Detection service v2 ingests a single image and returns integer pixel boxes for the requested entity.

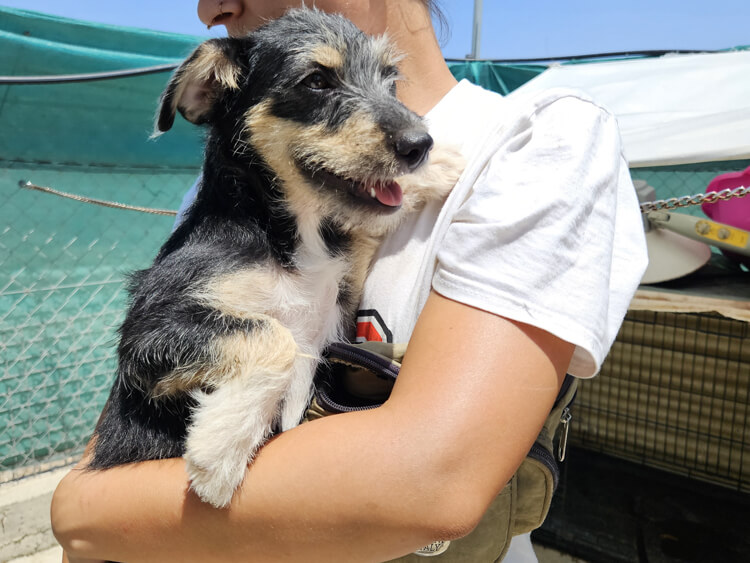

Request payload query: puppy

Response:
[89,8,463,508]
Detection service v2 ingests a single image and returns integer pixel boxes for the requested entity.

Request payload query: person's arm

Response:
[52,291,573,563]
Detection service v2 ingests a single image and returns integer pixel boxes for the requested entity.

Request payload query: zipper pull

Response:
[557,407,572,462]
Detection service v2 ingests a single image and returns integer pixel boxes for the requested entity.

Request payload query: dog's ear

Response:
[155,38,245,135]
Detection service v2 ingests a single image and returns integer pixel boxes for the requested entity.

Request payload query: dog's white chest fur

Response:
[278,216,347,353]
[184,221,349,506]
[274,218,349,431]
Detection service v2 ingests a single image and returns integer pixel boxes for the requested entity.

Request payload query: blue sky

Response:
[1,0,748,59]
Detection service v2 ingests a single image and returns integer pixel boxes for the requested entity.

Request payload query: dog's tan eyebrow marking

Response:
[309,44,345,69]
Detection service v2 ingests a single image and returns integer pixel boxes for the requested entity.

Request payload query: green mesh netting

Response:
[0,8,206,473]
[0,7,746,475]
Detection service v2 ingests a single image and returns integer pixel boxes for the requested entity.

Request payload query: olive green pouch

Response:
[305,341,578,562]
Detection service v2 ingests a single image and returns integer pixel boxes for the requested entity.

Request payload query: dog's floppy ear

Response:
[155,38,245,134]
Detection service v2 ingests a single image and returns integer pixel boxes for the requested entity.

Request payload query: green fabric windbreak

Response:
[0,7,546,170]
[0,7,205,168]
[448,60,546,95]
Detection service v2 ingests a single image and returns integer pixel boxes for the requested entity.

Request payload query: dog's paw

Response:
[425,144,465,195]
[185,452,248,508]
[398,144,465,212]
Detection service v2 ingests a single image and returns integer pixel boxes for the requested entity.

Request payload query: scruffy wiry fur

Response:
[90,8,464,508]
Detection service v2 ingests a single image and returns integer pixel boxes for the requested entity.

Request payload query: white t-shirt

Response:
[356,80,648,378]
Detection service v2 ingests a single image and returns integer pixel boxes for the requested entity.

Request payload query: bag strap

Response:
[318,341,576,413]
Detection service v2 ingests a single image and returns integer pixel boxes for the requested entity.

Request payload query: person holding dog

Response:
[51,1,647,562]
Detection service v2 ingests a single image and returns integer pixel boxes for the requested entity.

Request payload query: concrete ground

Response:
[1,467,69,563]
[6,546,62,563]
[1,466,587,563]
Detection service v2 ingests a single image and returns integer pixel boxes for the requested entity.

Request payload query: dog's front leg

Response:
[184,315,298,508]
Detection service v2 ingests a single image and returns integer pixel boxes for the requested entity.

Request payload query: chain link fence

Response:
[0,161,197,481]
[2,25,749,483]
[1,7,206,481]
[2,157,747,482]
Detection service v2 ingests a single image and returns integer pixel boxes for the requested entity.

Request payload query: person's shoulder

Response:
[463,86,625,201]
[429,81,619,165]
[462,82,617,139]
[451,82,613,122]
[488,86,622,163]
[506,86,616,124]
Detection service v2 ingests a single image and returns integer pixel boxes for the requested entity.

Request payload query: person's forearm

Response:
[52,292,571,562]
[52,407,478,563]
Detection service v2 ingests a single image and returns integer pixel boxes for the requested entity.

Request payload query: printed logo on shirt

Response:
[355,309,392,343]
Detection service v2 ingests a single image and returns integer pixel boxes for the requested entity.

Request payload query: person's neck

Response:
[397,50,458,116]
[385,2,458,116]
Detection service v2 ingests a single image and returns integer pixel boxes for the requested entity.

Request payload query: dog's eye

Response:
[302,71,332,90]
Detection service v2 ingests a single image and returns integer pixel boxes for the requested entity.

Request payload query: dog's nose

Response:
[393,130,433,170]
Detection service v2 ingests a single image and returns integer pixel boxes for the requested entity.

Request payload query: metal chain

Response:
[20,179,749,217]
[640,185,749,213]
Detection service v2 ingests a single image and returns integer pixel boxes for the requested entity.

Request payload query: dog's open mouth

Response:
[301,165,403,210]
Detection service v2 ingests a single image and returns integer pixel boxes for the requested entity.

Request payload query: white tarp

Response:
[513,50,750,167]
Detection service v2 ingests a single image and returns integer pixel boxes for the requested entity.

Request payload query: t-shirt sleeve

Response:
[432,94,647,377]
[172,174,202,231]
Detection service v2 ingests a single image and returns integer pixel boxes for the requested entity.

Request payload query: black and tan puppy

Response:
[90,8,463,508]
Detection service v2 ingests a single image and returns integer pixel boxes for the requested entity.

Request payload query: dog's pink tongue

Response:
[374,181,403,207]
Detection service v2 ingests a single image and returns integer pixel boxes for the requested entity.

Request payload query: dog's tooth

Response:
[369,187,377,198]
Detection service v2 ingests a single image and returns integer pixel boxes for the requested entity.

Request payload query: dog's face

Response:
[157,8,433,229]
